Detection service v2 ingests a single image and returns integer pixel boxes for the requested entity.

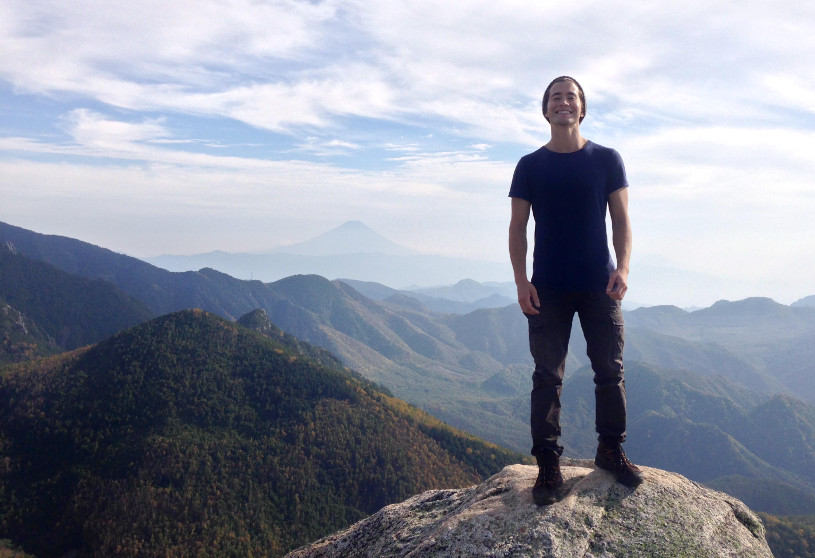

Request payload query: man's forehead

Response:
[549,81,579,95]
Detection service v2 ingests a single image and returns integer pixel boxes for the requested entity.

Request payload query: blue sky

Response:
[1,0,814,307]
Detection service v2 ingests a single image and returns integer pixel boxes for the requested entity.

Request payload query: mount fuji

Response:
[268,220,414,256]
[144,221,510,289]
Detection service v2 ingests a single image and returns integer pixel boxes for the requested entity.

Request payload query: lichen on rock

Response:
[286,461,772,557]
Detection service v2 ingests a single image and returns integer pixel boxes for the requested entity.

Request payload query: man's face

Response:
[544,81,584,126]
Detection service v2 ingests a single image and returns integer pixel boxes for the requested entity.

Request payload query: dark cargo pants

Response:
[526,288,627,457]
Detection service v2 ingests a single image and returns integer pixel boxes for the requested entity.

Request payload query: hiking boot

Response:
[532,450,563,506]
[595,443,644,487]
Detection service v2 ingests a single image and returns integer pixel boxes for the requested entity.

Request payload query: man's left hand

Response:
[606,269,628,301]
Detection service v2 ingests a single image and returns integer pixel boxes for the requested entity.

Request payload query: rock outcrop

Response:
[286,460,772,557]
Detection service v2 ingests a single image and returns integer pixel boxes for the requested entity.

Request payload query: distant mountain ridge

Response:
[339,278,516,314]
[626,298,815,401]
[0,242,152,353]
[148,249,511,289]
[144,220,796,308]
[0,220,283,320]
[269,220,413,256]
[792,294,815,308]
[144,220,510,287]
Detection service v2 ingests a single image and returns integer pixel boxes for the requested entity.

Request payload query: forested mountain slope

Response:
[0,309,521,557]
[0,244,152,353]
[0,297,60,365]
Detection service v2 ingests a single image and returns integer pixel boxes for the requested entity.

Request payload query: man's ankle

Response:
[535,449,560,467]
[598,437,623,450]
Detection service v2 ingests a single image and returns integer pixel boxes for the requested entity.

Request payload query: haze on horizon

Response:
[1,1,814,308]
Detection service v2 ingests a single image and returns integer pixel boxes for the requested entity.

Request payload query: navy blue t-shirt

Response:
[508,140,628,292]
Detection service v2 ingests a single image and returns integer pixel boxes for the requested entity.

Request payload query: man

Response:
[508,76,643,506]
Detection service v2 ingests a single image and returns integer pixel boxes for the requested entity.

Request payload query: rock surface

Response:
[286,460,772,557]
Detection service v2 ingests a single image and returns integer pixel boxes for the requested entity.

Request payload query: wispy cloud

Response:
[60,109,169,150]
[294,136,362,156]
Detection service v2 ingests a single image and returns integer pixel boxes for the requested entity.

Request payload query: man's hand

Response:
[517,280,540,314]
[606,268,628,301]
[607,188,631,302]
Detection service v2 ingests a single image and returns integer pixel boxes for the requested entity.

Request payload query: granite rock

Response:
[286,460,772,557]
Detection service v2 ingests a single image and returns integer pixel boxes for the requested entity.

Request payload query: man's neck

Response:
[545,125,587,153]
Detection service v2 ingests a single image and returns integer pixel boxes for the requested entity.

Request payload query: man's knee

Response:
[532,367,564,390]
[594,371,624,388]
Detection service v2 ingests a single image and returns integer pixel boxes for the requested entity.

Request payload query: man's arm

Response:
[606,187,632,301]
[509,197,540,314]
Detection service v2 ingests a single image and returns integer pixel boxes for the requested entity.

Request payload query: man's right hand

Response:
[517,280,540,315]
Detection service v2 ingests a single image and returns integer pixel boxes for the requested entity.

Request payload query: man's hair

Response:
[542,76,586,123]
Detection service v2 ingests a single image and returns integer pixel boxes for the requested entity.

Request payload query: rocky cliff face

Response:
[286,460,771,557]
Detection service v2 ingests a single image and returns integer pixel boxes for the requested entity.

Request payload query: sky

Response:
[1,0,814,308]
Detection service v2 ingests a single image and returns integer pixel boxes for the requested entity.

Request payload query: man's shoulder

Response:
[518,145,548,162]
[583,140,614,153]
[584,141,622,159]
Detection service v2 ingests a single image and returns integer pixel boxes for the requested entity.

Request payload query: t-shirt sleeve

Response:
[607,149,629,196]
[508,157,532,201]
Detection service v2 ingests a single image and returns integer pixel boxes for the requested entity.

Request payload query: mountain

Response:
[339,278,516,314]
[792,294,815,308]
[143,220,510,287]
[410,278,514,303]
[622,326,786,394]
[146,222,791,308]
[0,297,60,365]
[259,274,537,452]
[255,278,815,514]
[236,308,360,374]
[626,298,815,401]
[0,222,530,447]
[287,462,772,557]
[0,220,285,320]
[626,297,815,347]
[148,250,510,289]
[443,303,533,367]
[0,309,522,557]
[270,220,413,256]
[0,242,153,352]
[558,363,815,514]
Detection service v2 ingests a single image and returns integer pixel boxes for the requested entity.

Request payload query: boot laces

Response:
[536,461,561,488]
[603,446,634,470]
